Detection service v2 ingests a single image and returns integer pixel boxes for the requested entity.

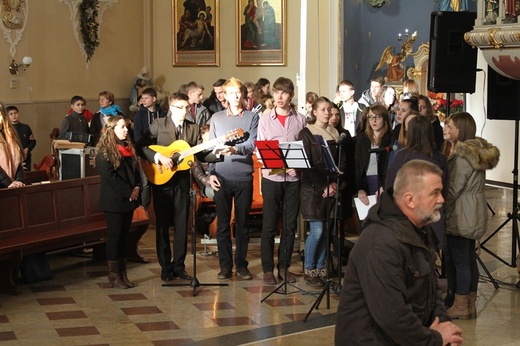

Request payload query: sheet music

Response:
[313,136,341,173]
[279,141,311,168]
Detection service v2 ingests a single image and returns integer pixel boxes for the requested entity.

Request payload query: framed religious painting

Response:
[172,0,220,66]
[236,0,286,66]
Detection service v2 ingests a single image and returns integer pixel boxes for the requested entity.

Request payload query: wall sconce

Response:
[397,29,409,41]
[9,56,32,75]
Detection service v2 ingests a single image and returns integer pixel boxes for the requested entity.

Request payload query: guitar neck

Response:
[179,136,223,157]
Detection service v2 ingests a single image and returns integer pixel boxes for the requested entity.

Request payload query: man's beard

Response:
[421,204,443,225]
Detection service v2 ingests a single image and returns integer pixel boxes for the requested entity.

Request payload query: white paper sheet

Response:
[354,195,377,220]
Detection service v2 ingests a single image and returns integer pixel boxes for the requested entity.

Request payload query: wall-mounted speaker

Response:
[487,67,520,120]
[428,11,477,93]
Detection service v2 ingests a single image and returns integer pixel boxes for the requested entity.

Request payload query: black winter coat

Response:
[95,151,140,213]
[298,127,345,220]
[354,131,392,193]
[335,192,448,345]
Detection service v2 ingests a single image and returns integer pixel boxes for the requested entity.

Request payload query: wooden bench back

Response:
[0,176,104,241]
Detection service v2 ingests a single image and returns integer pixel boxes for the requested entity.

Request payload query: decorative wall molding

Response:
[58,0,117,68]
[1,0,29,57]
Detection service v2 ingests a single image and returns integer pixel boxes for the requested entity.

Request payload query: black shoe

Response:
[217,268,232,279]
[236,267,253,280]
[161,270,173,282]
[174,270,193,280]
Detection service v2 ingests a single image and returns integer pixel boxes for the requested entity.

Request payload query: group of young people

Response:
[332,76,499,344]
[0,71,501,344]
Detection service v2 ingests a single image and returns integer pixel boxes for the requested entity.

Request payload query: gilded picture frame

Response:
[172,0,220,66]
[236,0,286,66]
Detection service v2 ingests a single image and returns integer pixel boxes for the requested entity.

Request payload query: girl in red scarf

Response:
[95,116,141,288]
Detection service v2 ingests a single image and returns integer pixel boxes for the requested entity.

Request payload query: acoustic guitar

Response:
[142,128,244,185]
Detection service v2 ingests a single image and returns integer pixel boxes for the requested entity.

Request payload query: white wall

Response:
[466,49,516,185]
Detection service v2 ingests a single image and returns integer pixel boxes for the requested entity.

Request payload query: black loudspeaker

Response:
[428,11,477,93]
[487,67,520,120]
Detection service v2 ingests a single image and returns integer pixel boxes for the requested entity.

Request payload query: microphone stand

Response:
[163,161,228,296]
[304,137,343,322]
[332,137,345,291]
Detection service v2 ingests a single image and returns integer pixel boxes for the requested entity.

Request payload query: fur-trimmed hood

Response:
[453,137,500,172]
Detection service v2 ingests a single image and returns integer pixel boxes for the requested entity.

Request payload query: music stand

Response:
[163,162,228,296]
[256,140,311,301]
[304,135,342,322]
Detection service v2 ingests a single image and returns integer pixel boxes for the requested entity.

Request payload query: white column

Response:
[297,0,307,114]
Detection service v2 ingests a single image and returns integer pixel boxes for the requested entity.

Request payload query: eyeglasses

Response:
[368,115,382,120]
[170,105,188,110]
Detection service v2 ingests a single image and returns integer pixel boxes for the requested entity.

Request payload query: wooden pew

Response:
[0,176,149,295]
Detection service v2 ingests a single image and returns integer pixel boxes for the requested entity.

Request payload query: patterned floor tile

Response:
[121,306,162,315]
[0,331,16,341]
[108,293,147,301]
[211,316,256,327]
[55,326,100,337]
[46,310,87,320]
[135,321,179,331]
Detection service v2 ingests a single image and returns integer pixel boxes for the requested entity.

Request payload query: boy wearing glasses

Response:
[137,92,204,282]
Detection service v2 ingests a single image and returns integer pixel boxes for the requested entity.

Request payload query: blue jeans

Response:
[446,234,478,295]
[304,220,328,270]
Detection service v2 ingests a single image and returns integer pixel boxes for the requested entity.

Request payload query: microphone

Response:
[338,132,348,144]
[369,145,398,154]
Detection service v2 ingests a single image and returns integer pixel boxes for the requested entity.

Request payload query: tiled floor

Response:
[1,186,519,345]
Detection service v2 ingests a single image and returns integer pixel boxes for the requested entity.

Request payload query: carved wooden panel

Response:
[26,190,56,227]
[0,195,22,232]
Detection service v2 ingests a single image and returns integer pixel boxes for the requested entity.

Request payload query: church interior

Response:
[2,0,520,344]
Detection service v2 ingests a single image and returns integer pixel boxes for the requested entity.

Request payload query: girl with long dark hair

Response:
[95,116,141,289]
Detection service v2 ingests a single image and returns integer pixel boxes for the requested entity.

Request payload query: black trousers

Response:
[105,211,134,261]
[152,177,189,274]
[260,178,300,272]
[214,179,253,270]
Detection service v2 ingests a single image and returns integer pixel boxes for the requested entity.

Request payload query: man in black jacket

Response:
[202,78,227,116]
[136,92,201,282]
[335,160,463,345]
